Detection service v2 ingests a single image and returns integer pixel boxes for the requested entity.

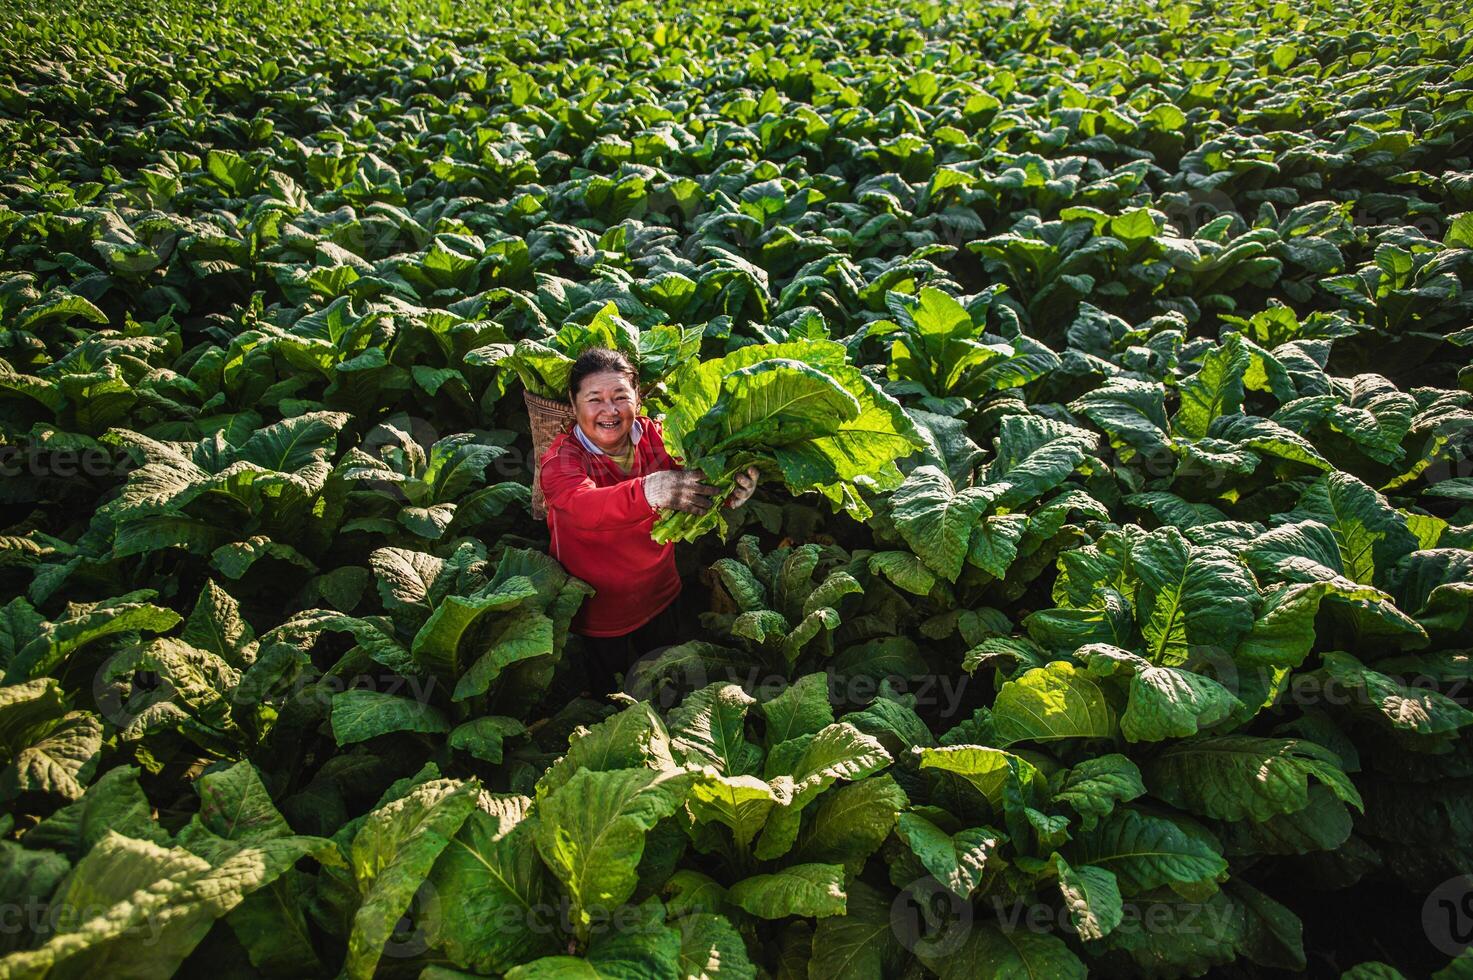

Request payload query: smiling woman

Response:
[538,347,757,693]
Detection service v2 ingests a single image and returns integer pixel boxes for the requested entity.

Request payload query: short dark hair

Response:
[568,347,638,400]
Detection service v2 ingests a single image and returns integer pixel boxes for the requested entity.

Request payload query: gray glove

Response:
[724,466,760,508]
[643,469,719,515]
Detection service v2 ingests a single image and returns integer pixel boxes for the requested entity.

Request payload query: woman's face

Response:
[572,370,639,453]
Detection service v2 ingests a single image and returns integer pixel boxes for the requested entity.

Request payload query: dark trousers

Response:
[578,595,684,698]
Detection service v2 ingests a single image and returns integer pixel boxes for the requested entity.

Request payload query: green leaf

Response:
[16,292,109,331]
[1236,581,1346,669]
[1208,414,1331,471]
[1054,853,1123,941]
[1445,212,1473,249]
[369,547,448,614]
[1072,378,1172,457]
[2,711,102,801]
[1314,651,1473,737]
[205,148,255,192]
[224,866,322,977]
[234,410,349,472]
[505,902,681,979]
[1025,588,1137,652]
[453,607,555,701]
[663,870,728,919]
[1052,526,1144,607]
[960,639,1042,677]
[1391,548,1473,633]
[182,580,255,667]
[1340,965,1408,980]
[342,779,479,980]
[791,774,907,873]
[410,575,538,682]
[1049,754,1146,830]
[762,673,836,747]
[1323,375,1416,465]
[1434,955,1473,980]
[0,598,45,671]
[968,513,1029,579]
[783,608,844,663]
[755,724,890,860]
[0,677,68,756]
[1286,472,1418,586]
[534,768,691,940]
[732,609,791,646]
[917,920,1086,980]
[668,683,763,776]
[1126,492,1228,530]
[688,772,788,849]
[977,415,1094,509]
[712,558,767,613]
[895,812,1001,898]
[687,359,858,461]
[866,550,938,596]
[1080,645,1243,741]
[0,840,69,955]
[1071,808,1228,900]
[172,764,325,975]
[655,342,921,542]
[1175,334,1250,439]
[727,863,846,919]
[191,761,292,842]
[675,912,757,980]
[807,880,907,979]
[399,503,458,539]
[426,795,557,973]
[537,702,676,797]
[330,689,450,746]
[210,537,317,580]
[1099,878,1305,974]
[1145,736,1362,822]
[1133,527,1258,666]
[890,465,992,582]
[24,766,165,858]
[915,745,1044,809]
[991,660,1118,747]
[1218,785,1352,856]
[2,830,324,979]
[117,636,242,743]
[448,716,527,764]
[7,597,181,683]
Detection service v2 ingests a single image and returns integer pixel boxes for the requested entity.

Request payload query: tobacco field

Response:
[2,0,1473,975]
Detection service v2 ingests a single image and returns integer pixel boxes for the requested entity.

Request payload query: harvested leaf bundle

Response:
[652,340,925,542]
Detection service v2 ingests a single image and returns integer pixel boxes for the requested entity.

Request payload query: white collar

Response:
[573,418,642,456]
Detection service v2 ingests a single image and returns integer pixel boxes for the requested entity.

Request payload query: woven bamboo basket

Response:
[524,389,575,520]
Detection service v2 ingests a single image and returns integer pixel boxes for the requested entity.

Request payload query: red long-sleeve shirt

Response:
[539,416,682,637]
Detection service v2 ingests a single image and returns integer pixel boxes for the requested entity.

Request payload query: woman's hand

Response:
[643,470,719,515]
[725,466,760,508]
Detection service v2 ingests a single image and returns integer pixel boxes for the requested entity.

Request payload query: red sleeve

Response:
[540,440,654,530]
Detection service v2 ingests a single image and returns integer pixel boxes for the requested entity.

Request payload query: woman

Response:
[539,347,758,694]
